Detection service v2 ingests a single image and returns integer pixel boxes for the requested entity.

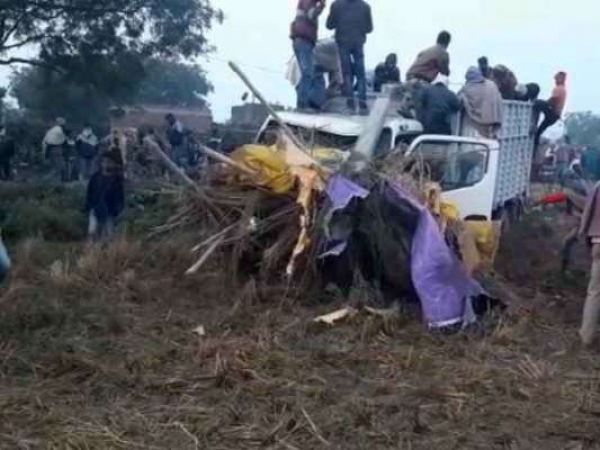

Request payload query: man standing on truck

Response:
[290,0,327,111]
[406,31,452,83]
[374,53,401,93]
[458,67,503,139]
[534,71,568,149]
[491,65,519,100]
[419,74,460,135]
[286,37,343,110]
[478,57,492,79]
[326,0,373,115]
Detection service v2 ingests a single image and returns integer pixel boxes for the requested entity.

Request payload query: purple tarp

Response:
[387,184,480,328]
[323,175,480,328]
[325,174,370,212]
[319,174,370,258]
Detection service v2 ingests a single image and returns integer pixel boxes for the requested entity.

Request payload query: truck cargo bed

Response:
[457,101,534,211]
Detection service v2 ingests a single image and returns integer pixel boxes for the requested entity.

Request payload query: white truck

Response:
[257,110,423,153]
[257,100,535,222]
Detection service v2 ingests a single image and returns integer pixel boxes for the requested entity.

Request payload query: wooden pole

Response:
[352,86,394,162]
[143,136,199,191]
[228,61,307,152]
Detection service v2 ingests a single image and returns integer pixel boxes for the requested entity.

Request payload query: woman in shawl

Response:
[458,67,504,139]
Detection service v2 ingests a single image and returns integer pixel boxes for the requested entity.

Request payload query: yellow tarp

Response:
[423,182,500,275]
[424,182,460,229]
[229,141,326,278]
[230,145,296,194]
[458,221,502,275]
[286,167,322,277]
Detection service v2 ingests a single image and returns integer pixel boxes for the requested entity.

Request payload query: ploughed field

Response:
[1,189,599,449]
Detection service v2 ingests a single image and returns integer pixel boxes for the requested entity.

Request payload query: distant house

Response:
[230,103,284,130]
[110,104,213,134]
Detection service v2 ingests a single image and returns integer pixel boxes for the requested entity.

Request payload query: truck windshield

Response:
[257,121,358,151]
[413,141,489,191]
[257,121,395,156]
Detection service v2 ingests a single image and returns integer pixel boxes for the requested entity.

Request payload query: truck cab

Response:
[406,135,500,220]
[407,100,535,220]
[256,100,534,222]
[256,111,423,154]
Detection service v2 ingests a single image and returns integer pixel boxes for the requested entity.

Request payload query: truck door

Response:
[407,135,499,220]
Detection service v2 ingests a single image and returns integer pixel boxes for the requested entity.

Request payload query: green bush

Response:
[0,182,177,243]
[0,183,86,242]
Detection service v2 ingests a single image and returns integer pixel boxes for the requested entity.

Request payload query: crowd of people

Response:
[27,113,198,241]
[289,0,568,147]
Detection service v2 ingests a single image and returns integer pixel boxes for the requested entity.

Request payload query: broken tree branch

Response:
[185,235,225,275]
[143,136,199,191]
[228,61,307,153]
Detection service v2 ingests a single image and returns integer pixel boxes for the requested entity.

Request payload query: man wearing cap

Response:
[419,74,461,135]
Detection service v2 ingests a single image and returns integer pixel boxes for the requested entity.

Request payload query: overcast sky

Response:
[0,0,595,132]
[203,0,596,125]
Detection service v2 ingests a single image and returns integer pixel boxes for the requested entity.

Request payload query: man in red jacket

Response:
[290,0,326,111]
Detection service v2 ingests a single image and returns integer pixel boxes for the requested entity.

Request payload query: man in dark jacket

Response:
[290,0,326,111]
[420,74,461,135]
[165,113,187,168]
[326,0,373,114]
[491,64,518,100]
[0,127,15,180]
[478,56,492,79]
[85,151,125,241]
[374,53,401,93]
[75,124,99,180]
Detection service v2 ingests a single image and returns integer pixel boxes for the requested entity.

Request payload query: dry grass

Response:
[1,211,600,449]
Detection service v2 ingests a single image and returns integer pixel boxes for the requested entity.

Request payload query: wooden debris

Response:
[313,307,358,325]
[185,235,225,275]
[192,325,206,337]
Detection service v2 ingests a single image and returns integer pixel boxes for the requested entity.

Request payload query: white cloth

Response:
[171,120,184,134]
[43,125,66,147]
[286,38,343,88]
[78,128,98,147]
[433,73,449,87]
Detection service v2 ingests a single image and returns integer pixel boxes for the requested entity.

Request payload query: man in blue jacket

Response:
[85,151,124,241]
[326,0,373,115]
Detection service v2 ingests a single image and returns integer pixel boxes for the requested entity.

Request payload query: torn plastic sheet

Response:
[325,174,370,213]
[319,174,370,259]
[318,240,348,259]
[319,175,482,328]
[387,183,481,328]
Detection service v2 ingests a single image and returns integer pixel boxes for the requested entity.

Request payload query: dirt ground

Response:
[1,205,600,449]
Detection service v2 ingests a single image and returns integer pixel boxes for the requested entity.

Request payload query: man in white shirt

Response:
[42,117,68,181]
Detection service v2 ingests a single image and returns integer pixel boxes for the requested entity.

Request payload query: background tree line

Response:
[565,112,600,149]
[0,0,222,138]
